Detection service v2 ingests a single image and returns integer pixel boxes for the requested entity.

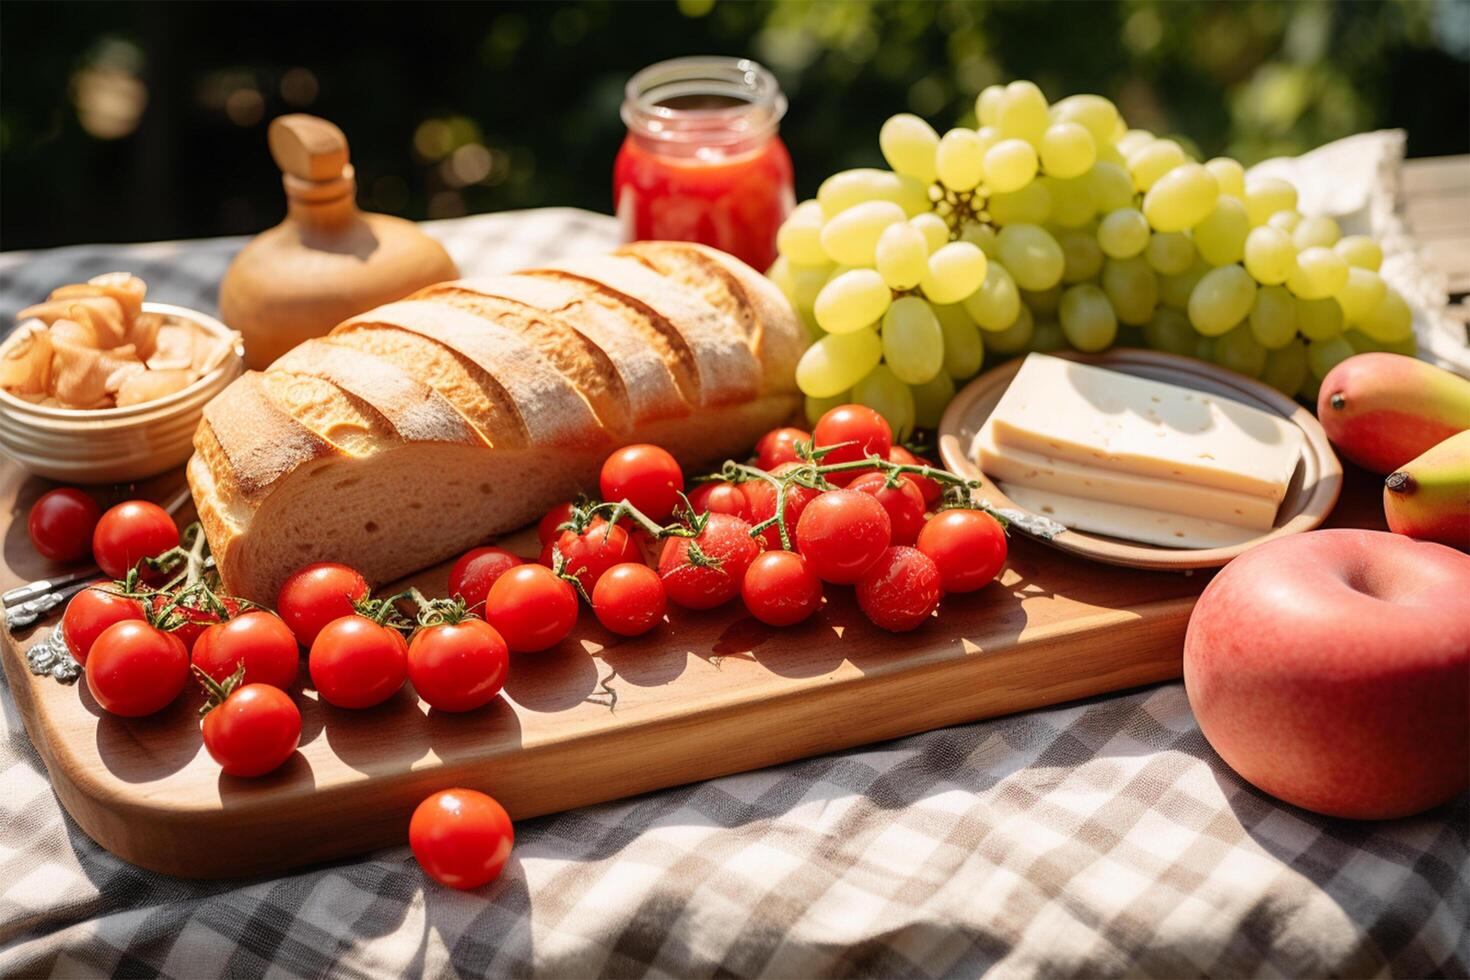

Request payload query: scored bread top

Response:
[197,371,338,499]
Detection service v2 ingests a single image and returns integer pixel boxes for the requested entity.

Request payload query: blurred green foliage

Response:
[1,0,1465,249]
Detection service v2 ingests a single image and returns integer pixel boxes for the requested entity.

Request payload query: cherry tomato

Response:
[812,405,892,486]
[61,584,144,664]
[277,562,371,648]
[539,518,641,592]
[755,427,811,470]
[448,547,523,613]
[592,562,667,637]
[410,788,514,890]
[407,618,509,713]
[888,446,942,507]
[741,463,821,550]
[85,620,189,716]
[484,565,579,653]
[192,611,299,690]
[599,444,684,522]
[537,502,575,545]
[856,546,943,632]
[92,501,179,580]
[741,551,824,627]
[687,481,750,519]
[657,513,761,610]
[308,615,408,709]
[28,488,101,563]
[795,489,892,584]
[848,473,928,546]
[916,509,1008,593]
[201,683,301,778]
[149,592,241,652]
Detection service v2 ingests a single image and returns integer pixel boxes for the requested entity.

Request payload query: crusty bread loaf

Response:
[188,241,806,603]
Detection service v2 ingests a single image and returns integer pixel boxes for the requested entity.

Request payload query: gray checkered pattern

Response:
[2,211,1466,978]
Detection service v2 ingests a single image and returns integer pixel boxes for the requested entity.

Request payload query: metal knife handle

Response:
[4,579,92,630]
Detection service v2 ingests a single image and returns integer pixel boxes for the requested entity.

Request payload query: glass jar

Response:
[614,56,794,272]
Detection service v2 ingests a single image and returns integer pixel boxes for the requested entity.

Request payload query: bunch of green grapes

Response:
[768,80,1415,435]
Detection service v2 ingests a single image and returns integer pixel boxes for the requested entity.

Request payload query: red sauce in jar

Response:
[614,59,794,272]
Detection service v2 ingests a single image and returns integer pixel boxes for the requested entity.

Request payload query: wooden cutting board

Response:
[0,459,1386,879]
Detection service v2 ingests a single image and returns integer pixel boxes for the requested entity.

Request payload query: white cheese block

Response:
[981,354,1303,502]
[975,428,1281,530]
[1000,483,1261,549]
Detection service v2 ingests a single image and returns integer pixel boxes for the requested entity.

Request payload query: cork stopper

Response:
[268,114,355,203]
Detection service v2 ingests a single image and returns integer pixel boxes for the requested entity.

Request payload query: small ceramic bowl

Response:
[0,302,243,484]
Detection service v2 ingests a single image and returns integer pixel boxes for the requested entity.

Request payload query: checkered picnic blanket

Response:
[1,209,1466,978]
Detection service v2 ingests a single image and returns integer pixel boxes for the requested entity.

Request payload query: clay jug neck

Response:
[283,167,362,236]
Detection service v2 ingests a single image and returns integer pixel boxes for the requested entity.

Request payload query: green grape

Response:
[817,168,931,219]
[1342,329,1379,354]
[789,260,835,314]
[1094,142,1127,168]
[1142,163,1219,233]
[1243,176,1299,226]
[1042,175,1097,227]
[976,125,1002,154]
[1102,256,1159,326]
[1292,215,1340,250]
[1194,336,1218,363]
[805,389,850,426]
[936,128,986,191]
[983,303,1035,354]
[1143,306,1197,356]
[1097,208,1150,259]
[1188,264,1256,336]
[1085,161,1136,212]
[767,254,795,298]
[1127,138,1186,192]
[1022,284,1061,315]
[1204,157,1246,198]
[1050,94,1119,146]
[881,296,945,384]
[1059,283,1118,351]
[1357,286,1413,343]
[1243,226,1296,285]
[879,113,940,184]
[1296,296,1345,340]
[820,200,907,266]
[1193,197,1250,266]
[921,241,988,304]
[1057,227,1105,283]
[976,84,1006,126]
[1248,285,1297,349]
[1343,326,1415,357]
[997,80,1050,144]
[851,363,916,440]
[933,303,984,378]
[814,269,892,334]
[776,200,828,266]
[796,327,883,397]
[1286,247,1349,300]
[1158,260,1209,310]
[1029,317,1070,353]
[1260,339,1309,396]
[962,261,1021,331]
[1115,128,1154,156]
[987,182,1053,225]
[1267,210,1302,234]
[1307,335,1355,380]
[997,224,1065,291]
[1335,266,1387,324]
[1335,235,1383,271]
[1145,231,1197,276]
[911,370,957,429]
[960,221,999,257]
[1039,122,1096,178]
[875,222,930,291]
[983,139,1039,193]
[910,212,951,253]
[1213,323,1267,377]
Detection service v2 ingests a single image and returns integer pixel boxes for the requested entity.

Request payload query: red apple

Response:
[1184,528,1470,820]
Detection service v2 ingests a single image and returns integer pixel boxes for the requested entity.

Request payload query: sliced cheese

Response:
[975,427,1280,530]
[1000,483,1260,549]
[983,353,1303,502]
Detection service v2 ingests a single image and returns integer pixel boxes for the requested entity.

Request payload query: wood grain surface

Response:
[0,452,1388,879]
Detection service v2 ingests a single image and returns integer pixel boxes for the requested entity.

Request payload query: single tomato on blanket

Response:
[410,788,515,890]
